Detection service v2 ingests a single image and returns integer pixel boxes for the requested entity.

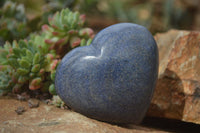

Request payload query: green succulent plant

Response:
[40,8,94,57]
[0,40,58,94]
[0,8,94,96]
[0,66,15,95]
[51,95,65,108]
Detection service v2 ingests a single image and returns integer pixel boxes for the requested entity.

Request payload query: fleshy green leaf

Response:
[31,64,40,73]
[49,84,56,95]
[19,59,31,69]
[12,48,21,57]
[17,68,29,75]
[26,49,33,62]
[8,58,19,68]
[33,53,40,64]
[50,71,56,81]
[18,76,28,84]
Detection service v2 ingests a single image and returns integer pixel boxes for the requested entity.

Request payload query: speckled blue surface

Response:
[55,23,158,124]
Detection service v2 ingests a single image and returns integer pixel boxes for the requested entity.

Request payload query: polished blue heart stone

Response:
[55,23,158,124]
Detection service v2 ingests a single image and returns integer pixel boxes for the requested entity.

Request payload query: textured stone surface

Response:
[55,23,158,124]
[0,98,167,133]
[148,30,200,124]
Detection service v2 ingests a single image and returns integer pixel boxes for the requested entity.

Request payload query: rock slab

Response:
[0,98,166,133]
[148,30,200,124]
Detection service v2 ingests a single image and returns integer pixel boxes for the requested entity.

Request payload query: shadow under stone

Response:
[141,116,200,133]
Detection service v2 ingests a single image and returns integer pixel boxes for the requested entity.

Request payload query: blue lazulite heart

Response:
[55,23,158,124]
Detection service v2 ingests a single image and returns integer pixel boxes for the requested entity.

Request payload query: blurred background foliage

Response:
[0,0,200,46]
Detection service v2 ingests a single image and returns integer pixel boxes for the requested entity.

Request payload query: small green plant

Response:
[38,8,94,57]
[0,40,58,94]
[0,8,94,96]
[0,66,15,95]
[51,95,65,108]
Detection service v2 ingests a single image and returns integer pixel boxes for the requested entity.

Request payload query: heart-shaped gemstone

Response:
[55,23,158,124]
